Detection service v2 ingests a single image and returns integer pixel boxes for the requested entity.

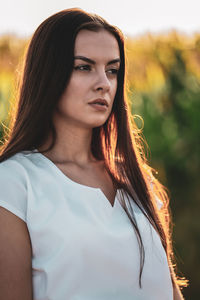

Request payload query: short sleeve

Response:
[0,159,28,222]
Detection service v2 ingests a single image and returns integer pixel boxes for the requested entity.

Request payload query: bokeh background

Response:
[0,1,199,299]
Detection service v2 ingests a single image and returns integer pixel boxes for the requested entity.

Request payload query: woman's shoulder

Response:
[0,150,40,180]
[0,152,31,187]
[1,151,25,169]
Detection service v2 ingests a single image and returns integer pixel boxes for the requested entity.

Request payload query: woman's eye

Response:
[74,65,91,71]
[106,68,119,75]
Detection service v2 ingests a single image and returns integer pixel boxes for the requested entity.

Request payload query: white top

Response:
[0,151,173,300]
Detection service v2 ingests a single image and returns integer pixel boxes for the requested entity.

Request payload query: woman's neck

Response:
[38,122,97,166]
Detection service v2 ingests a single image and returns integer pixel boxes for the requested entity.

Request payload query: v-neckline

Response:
[33,150,119,209]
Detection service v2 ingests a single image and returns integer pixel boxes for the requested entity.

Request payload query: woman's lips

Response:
[88,98,108,106]
[88,98,109,111]
[88,103,108,111]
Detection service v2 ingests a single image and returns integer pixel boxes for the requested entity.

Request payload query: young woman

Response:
[0,8,186,300]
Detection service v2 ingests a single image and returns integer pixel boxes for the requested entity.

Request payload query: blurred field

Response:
[0,31,200,299]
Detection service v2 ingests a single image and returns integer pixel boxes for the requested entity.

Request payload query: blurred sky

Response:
[1,0,200,38]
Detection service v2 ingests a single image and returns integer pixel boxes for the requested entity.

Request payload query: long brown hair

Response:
[0,8,187,288]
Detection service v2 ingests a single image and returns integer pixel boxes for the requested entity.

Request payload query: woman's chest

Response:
[27,184,173,299]
[55,161,117,206]
[27,184,166,268]
[27,186,132,259]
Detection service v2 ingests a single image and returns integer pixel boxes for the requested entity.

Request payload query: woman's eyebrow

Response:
[74,56,121,65]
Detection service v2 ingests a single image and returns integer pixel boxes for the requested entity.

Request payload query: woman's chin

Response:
[89,120,108,128]
[82,116,109,129]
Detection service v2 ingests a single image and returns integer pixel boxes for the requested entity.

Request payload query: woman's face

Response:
[55,29,120,129]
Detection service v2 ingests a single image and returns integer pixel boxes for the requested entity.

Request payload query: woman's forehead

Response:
[74,29,120,61]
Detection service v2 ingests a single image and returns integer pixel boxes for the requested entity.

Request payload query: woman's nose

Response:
[93,71,111,92]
